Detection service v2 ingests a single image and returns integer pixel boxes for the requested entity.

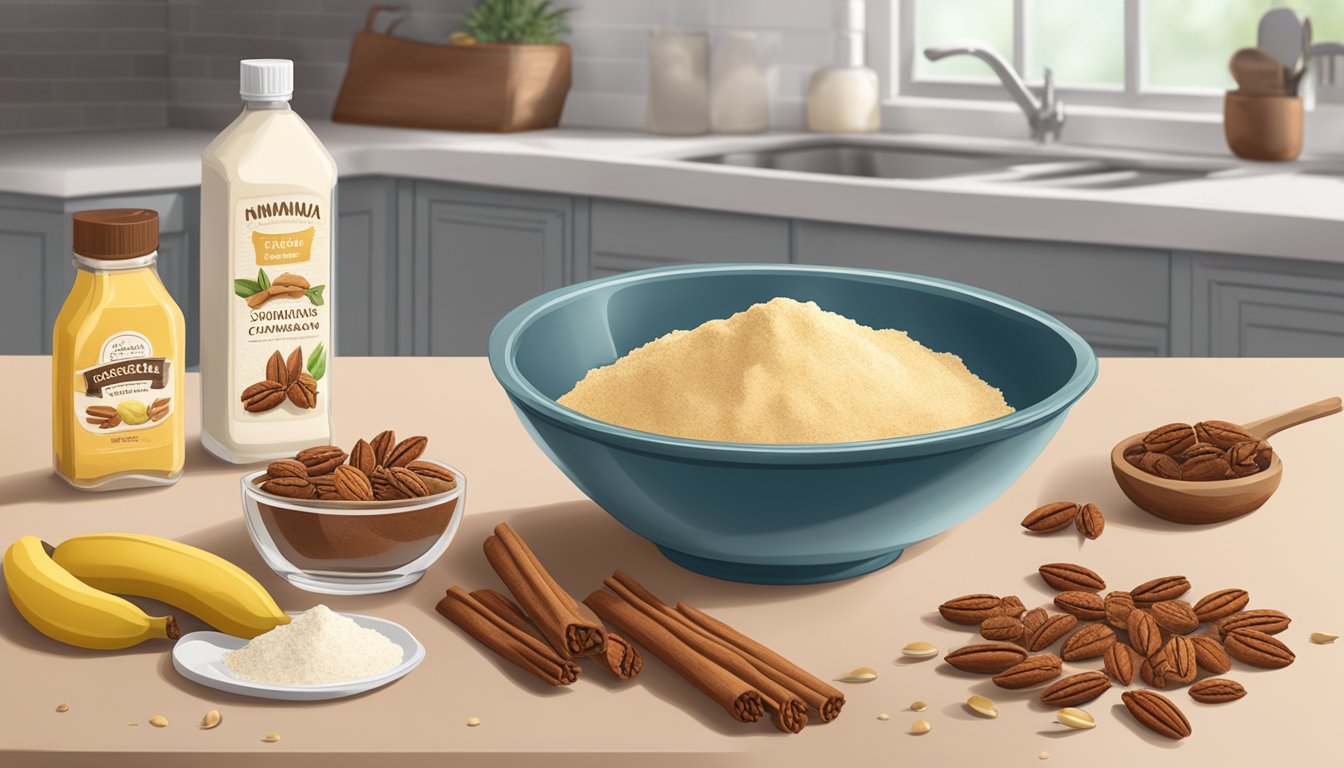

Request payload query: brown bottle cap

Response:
[72,209,159,260]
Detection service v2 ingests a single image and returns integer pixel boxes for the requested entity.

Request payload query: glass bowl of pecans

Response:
[240,431,466,595]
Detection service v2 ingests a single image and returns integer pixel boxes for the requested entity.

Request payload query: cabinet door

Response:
[414,182,574,356]
[336,177,402,356]
[794,221,1173,356]
[585,199,789,280]
[1181,251,1344,356]
[0,195,63,355]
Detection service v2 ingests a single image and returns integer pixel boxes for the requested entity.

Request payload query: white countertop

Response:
[3,122,1344,262]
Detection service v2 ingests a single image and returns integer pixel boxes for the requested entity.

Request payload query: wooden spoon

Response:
[1229,47,1289,96]
[1110,397,1341,524]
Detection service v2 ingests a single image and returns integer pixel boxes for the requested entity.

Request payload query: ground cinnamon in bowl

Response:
[557,297,1013,444]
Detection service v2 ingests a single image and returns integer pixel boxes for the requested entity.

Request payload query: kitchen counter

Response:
[2,124,1344,263]
[1,356,1341,767]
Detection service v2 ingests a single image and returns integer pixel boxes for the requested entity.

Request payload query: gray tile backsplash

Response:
[0,0,843,136]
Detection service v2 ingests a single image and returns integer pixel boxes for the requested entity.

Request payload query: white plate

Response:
[171,612,425,701]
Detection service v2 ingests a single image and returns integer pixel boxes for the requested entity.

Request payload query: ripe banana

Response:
[3,536,179,650]
[51,533,289,639]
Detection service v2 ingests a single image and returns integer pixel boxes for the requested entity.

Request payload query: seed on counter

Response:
[1055,708,1096,730]
[263,732,281,743]
[1311,632,1339,644]
[1039,751,1051,760]
[902,642,938,658]
[148,715,168,728]
[201,710,222,729]
[967,695,998,718]
[911,701,928,712]
[467,716,481,727]
[127,722,138,727]
[55,704,69,713]
[836,666,878,683]
[910,719,932,735]
[877,713,890,721]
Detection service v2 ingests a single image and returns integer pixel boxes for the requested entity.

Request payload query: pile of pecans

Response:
[1123,420,1272,482]
[256,430,456,501]
[937,563,1296,741]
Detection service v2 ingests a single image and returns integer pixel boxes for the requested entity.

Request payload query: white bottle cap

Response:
[239,59,293,101]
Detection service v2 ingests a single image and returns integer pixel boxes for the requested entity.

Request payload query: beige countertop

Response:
[1,356,1341,766]
[3,124,1344,263]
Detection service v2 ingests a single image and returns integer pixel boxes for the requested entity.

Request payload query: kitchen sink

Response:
[688,142,1054,180]
[686,140,1238,189]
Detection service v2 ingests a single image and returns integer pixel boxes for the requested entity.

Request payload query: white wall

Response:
[562,0,843,130]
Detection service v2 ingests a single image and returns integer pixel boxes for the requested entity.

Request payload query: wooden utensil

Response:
[1110,397,1341,525]
[1229,47,1288,96]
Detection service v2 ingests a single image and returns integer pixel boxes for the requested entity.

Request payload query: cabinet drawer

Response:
[588,199,789,278]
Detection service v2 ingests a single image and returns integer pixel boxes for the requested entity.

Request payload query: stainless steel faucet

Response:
[924,41,1066,144]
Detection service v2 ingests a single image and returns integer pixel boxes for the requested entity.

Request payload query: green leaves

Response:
[307,343,327,382]
[304,285,326,306]
[460,0,571,44]
[234,279,262,298]
[257,268,271,291]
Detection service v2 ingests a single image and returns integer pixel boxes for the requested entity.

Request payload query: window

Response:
[896,0,1344,110]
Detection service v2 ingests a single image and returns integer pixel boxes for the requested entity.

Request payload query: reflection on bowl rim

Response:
[1110,432,1281,491]
[241,458,466,516]
[489,263,1098,463]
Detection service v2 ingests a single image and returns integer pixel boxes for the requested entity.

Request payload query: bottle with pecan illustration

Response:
[200,59,335,462]
[52,209,185,490]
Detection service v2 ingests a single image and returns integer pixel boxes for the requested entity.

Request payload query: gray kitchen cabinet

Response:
[336,177,405,356]
[0,189,198,363]
[413,181,577,356]
[1176,251,1344,356]
[585,198,789,280]
[793,221,1174,356]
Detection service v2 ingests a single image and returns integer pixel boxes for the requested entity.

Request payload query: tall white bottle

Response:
[200,59,336,463]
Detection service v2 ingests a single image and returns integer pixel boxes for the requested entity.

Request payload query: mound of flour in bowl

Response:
[557,297,1014,444]
[223,605,403,686]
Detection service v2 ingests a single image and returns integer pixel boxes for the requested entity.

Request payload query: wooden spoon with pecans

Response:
[1110,396,1340,524]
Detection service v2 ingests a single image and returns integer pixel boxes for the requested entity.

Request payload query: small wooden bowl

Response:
[1111,435,1282,524]
[1110,397,1340,525]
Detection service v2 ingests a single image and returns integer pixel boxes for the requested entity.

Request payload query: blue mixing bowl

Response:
[489,264,1096,584]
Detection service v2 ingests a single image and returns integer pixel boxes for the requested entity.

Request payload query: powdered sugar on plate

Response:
[223,604,404,686]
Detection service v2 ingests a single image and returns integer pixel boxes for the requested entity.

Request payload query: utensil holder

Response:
[1223,92,1303,161]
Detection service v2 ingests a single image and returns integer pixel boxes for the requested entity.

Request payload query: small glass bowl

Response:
[241,460,465,595]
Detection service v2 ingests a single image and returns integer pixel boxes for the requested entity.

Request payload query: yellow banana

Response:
[3,536,179,650]
[51,533,289,639]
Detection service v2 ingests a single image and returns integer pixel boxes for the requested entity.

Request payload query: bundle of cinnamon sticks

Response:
[435,524,843,733]
[436,523,641,685]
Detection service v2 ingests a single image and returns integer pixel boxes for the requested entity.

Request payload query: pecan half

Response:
[1223,629,1295,669]
[1075,502,1104,539]
[332,465,373,501]
[1025,613,1077,651]
[265,351,286,387]
[1189,678,1246,703]
[261,476,315,499]
[1131,575,1190,604]
[1103,642,1136,685]
[1021,502,1078,533]
[938,594,1005,625]
[1192,588,1250,622]
[285,347,303,386]
[991,654,1061,689]
[385,435,428,468]
[1060,623,1116,661]
[297,445,347,476]
[1040,672,1111,707]
[386,466,429,498]
[266,459,308,480]
[1150,600,1200,635]
[370,430,396,466]
[944,643,1029,673]
[287,371,318,409]
[1195,419,1257,450]
[1039,563,1105,592]
[1054,591,1106,621]
[979,616,1025,642]
[242,381,286,412]
[1142,423,1197,456]
[1122,690,1191,740]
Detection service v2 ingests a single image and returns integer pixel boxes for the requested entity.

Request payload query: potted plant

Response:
[332,1,573,133]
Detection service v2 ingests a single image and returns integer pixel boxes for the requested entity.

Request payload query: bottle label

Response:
[75,331,175,434]
[230,192,331,421]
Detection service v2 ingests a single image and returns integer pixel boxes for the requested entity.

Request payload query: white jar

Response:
[710,31,769,133]
[647,29,710,135]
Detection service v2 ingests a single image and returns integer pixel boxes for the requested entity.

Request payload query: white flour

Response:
[223,605,403,686]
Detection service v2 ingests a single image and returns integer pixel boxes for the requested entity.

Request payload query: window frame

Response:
[883,0,1235,113]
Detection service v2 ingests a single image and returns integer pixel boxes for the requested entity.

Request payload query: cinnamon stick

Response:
[677,600,845,722]
[610,570,842,722]
[602,575,807,733]
[472,588,643,681]
[435,585,580,686]
[485,523,606,658]
[584,589,765,724]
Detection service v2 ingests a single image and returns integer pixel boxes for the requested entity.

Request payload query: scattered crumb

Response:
[1039,751,1051,760]
[910,701,928,712]
[877,713,890,721]
[148,715,168,728]
[263,732,281,743]
[55,704,69,713]
[910,719,932,735]
[466,716,481,727]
